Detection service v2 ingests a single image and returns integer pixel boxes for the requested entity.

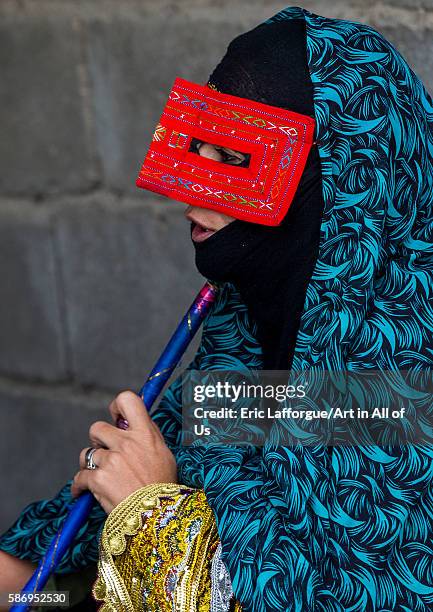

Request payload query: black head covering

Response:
[193,19,324,369]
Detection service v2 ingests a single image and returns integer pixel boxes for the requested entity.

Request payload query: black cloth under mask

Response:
[193,19,324,369]
[194,145,323,369]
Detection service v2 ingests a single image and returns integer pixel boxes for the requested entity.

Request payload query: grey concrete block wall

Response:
[0,382,109,529]
[55,198,200,390]
[1,0,432,531]
[0,13,99,196]
[0,203,68,380]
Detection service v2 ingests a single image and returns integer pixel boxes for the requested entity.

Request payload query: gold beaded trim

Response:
[92,484,244,611]
[93,483,187,611]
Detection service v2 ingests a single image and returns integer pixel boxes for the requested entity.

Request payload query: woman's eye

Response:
[218,148,245,165]
[188,139,250,167]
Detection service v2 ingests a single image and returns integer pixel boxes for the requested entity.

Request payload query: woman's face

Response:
[185,206,234,242]
[184,141,241,242]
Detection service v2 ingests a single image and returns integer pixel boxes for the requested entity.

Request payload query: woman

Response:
[1,6,433,611]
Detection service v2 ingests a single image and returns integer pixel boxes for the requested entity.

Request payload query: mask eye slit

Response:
[188,138,251,168]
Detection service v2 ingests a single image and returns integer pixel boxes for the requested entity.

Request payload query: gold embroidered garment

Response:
[93,483,242,611]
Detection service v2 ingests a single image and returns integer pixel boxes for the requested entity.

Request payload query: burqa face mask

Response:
[135,18,325,368]
[136,78,315,226]
[191,19,325,369]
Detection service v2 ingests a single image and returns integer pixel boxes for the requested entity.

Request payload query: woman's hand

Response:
[71,391,177,514]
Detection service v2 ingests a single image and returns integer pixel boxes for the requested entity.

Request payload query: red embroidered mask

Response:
[136,78,315,226]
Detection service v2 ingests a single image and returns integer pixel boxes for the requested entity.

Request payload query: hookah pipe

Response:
[11,281,219,612]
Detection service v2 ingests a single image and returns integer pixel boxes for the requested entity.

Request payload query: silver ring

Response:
[85,447,98,470]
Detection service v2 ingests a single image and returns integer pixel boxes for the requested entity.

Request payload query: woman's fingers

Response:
[88,420,122,449]
[73,388,176,514]
[72,389,177,513]
[85,391,164,454]
[109,391,159,435]
[79,446,109,470]
[71,468,92,497]
[70,468,108,510]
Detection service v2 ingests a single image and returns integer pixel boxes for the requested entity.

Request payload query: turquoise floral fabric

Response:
[2,7,433,611]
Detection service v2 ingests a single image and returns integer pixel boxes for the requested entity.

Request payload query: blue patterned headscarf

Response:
[1,6,433,611]
[156,5,433,610]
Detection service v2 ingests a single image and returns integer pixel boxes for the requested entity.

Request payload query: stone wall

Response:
[1,0,432,530]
